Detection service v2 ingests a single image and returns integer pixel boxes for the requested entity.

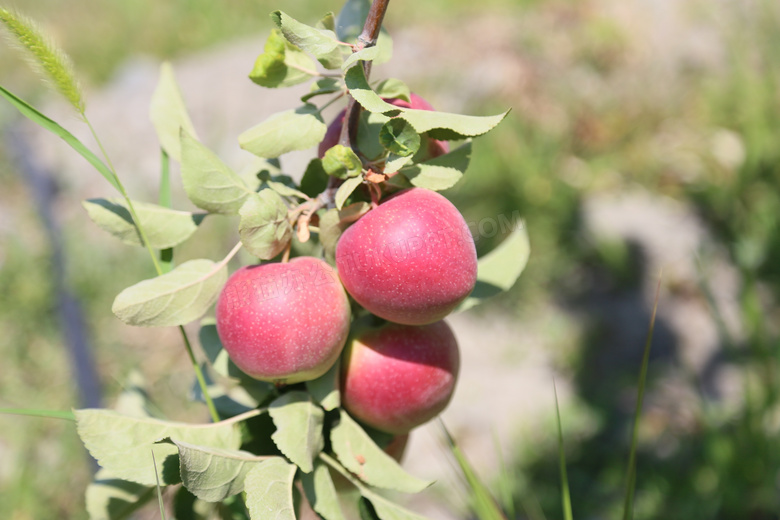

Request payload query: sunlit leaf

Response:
[335,175,364,210]
[181,132,253,215]
[239,105,326,159]
[457,223,530,312]
[112,258,227,327]
[271,11,343,70]
[330,410,431,493]
[238,190,293,260]
[399,141,471,191]
[301,461,346,520]
[244,458,297,520]
[85,469,154,520]
[173,440,272,502]
[75,409,245,486]
[269,391,324,473]
[150,63,197,162]
[249,29,316,88]
[82,198,205,249]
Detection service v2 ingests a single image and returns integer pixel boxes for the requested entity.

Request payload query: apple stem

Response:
[281,242,292,263]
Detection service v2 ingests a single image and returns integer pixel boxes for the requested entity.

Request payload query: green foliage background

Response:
[2,0,780,518]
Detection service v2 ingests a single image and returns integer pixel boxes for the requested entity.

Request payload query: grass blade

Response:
[151,450,168,520]
[439,420,507,520]
[159,148,174,274]
[0,85,120,191]
[553,380,573,520]
[0,7,84,113]
[0,408,75,421]
[491,430,516,519]
[621,273,662,520]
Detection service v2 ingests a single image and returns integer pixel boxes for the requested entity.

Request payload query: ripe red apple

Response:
[340,321,460,435]
[318,93,450,159]
[215,257,351,384]
[335,188,477,325]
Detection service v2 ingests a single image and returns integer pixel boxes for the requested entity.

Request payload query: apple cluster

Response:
[215,95,477,439]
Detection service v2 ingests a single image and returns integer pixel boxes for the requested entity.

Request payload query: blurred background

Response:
[1,0,780,518]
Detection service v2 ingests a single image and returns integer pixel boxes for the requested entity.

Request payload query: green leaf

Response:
[375,79,410,103]
[74,409,247,486]
[330,410,431,494]
[344,66,401,114]
[317,12,336,32]
[302,77,343,102]
[181,132,253,215]
[173,440,272,502]
[318,203,371,261]
[379,119,420,157]
[399,109,510,141]
[342,46,380,70]
[457,223,530,312]
[0,85,119,191]
[383,154,413,174]
[82,198,205,250]
[357,111,391,161]
[269,391,324,473]
[271,11,343,70]
[300,159,329,198]
[322,144,363,179]
[335,175,364,210]
[112,258,228,327]
[238,190,293,260]
[150,63,198,162]
[244,458,297,520]
[239,105,326,159]
[85,469,154,520]
[305,362,340,411]
[301,461,346,520]
[249,29,317,88]
[400,141,471,191]
[360,487,431,520]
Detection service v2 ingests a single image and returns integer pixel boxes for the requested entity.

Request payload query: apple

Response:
[318,93,450,159]
[335,188,477,325]
[340,320,460,435]
[215,257,351,384]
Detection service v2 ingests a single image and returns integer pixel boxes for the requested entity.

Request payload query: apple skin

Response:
[335,188,477,325]
[340,320,460,435]
[318,93,450,158]
[215,257,351,384]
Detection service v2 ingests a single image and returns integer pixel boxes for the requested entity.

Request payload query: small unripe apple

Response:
[318,93,450,159]
[336,188,477,325]
[215,257,351,384]
[341,320,460,435]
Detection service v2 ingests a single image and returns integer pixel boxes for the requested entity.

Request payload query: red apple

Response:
[318,93,450,159]
[215,257,351,384]
[341,321,460,435]
[335,188,477,325]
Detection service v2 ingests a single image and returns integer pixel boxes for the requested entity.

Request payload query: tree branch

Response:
[338,0,390,150]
